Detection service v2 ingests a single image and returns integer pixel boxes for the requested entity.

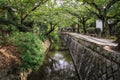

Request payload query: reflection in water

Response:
[27,51,77,80]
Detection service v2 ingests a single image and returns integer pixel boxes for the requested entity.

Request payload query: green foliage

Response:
[94,28,101,34]
[9,32,44,71]
[50,30,59,42]
[0,24,18,45]
[115,22,120,35]
[49,30,60,50]
[0,24,17,32]
[87,27,95,34]
[39,34,47,41]
[86,18,96,27]
[0,0,48,32]
[87,27,101,34]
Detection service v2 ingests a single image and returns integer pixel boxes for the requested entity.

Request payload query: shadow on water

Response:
[27,50,78,80]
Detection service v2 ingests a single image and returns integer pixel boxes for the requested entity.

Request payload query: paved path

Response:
[67,33,118,47]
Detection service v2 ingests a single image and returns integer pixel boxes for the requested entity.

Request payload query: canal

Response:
[27,50,78,80]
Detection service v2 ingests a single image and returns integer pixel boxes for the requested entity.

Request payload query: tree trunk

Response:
[72,24,75,32]
[77,24,80,33]
[108,24,113,36]
[116,36,120,51]
[102,19,105,36]
[101,18,109,37]
[83,23,86,34]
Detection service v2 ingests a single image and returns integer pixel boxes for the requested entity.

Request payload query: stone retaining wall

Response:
[61,34,120,80]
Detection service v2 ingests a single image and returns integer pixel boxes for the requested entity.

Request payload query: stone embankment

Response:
[61,32,120,80]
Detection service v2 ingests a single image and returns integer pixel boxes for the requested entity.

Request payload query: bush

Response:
[9,32,44,71]
[87,27,95,34]
[94,28,101,34]
[0,24,18,45]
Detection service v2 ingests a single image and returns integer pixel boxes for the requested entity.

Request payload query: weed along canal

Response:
[27,50,78,80]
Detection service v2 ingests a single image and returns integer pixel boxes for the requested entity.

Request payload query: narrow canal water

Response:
[27,50,78,80]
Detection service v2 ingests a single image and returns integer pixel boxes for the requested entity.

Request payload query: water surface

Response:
[28,50,77,80]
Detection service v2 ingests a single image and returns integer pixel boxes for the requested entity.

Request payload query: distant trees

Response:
[30,0,76,36]
[84,0,120,50]
[81,0,120,36]
[66,4,91,34]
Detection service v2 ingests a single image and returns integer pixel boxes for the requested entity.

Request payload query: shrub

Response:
[9,32,44,71]
[87,27,95,34]
[94,28,101,34]
[0,24,18,45]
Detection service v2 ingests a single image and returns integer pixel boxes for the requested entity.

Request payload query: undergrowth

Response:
[9,32,44,72]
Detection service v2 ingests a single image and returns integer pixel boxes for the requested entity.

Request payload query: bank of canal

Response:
[27,50,78,80]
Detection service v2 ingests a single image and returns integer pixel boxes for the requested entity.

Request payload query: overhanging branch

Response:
[22,0,48,22]
[105,0,120,11]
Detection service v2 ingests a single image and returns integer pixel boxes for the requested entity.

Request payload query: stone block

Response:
[112,62,118,72]
[113,71,120,80]
[98,78,102,80]
[116,55,120,63]
[98,70,102,77]
[108,77,113,80]
[106,60,111,67]
[102,64,106,74]
[107,67,112,78]
[102,74,107,80]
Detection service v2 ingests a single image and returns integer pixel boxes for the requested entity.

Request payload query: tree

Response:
[31,6,59,36]
[0,0,48,31]
[81,0,120,36]
[65,3,91,34]
[31,1,77,36]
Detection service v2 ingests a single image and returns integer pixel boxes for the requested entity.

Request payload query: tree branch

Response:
[45,22,57,36]
[105,0,120,11]
[22,0,48,22]
[85,6,101,19]
[86,1,101,12]
[67,10,81,19]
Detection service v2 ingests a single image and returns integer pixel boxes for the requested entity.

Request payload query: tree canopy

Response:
[0,0,120,71]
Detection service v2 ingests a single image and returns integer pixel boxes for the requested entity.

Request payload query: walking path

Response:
[67,33,118,47]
